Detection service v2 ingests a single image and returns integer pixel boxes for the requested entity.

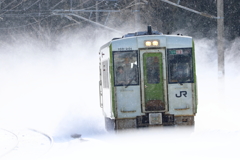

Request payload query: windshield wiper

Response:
[125,67,138,88]
[125,76,135,88]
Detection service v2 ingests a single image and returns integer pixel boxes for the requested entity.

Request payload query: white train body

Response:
[99,29,197,130]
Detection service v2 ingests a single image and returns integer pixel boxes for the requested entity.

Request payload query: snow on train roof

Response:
[122,31,163,38]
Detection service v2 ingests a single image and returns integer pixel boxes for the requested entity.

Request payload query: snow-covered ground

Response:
[0,129,52,160]
[0,33,239,160]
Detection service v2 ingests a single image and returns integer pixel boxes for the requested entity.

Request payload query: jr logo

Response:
[175,91,187,98]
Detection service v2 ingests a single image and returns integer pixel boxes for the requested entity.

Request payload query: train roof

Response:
[112,26,163,40]
[121,30,163,38]
[99,26,192,51]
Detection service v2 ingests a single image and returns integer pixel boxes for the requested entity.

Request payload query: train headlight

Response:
[144,40,160,47]
[145,41,152,46]
[152,40,159,46]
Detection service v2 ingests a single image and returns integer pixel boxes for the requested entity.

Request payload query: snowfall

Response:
[0,31,239,160]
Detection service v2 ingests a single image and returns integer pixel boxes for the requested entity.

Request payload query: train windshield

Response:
[113,51,138,86]
[167,48,193,83]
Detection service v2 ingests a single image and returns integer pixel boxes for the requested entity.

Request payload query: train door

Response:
[140,49,167,113]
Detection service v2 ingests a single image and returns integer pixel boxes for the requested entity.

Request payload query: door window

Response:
[146,56,160,84]
[102,60,109,88]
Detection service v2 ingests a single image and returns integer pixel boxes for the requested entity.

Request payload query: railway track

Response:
[0,128,19,157]
[0,128,53,159]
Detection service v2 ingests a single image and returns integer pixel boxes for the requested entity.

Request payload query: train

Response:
[99,26,197,130]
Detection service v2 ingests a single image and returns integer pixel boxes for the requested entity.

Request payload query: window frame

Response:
[167,48,194,84]
[113,50,139,87]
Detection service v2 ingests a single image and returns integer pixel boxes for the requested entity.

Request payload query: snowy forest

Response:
[0,0,239,43]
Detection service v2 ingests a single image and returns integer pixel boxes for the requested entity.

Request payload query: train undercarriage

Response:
[105,115,194,130]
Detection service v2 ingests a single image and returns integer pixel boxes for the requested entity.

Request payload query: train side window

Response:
[146,57,160,84]
[102,60,109,88]
[167,48,193,83]
[113,51,138,86]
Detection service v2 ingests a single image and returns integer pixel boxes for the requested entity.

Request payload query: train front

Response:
[100,30,197,130]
